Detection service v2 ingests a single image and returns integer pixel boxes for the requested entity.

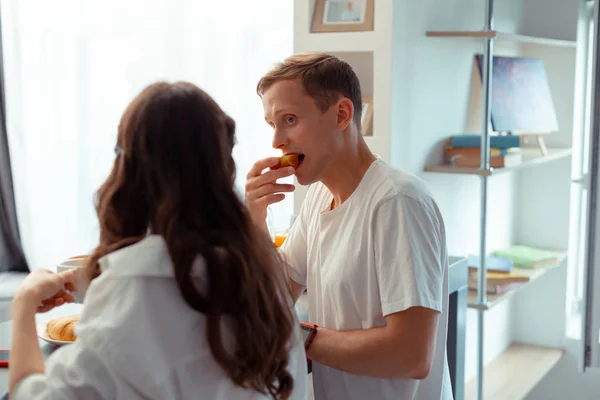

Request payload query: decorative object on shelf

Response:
[473,54,558,155]
[311,0,375,33]
[360,94,373,136]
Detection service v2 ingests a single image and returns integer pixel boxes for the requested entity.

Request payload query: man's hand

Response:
[245,157,295,233]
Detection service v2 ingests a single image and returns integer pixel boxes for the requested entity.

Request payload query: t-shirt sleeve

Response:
[373,194,446,317]
[279,189,312,287]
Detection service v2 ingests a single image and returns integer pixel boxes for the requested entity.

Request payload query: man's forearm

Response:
[306,325,432,380]
[9,292,45,393]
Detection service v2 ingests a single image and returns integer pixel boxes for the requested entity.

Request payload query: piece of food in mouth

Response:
[275,153,303,169]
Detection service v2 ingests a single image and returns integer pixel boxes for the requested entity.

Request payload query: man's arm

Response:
[306,306,440,380]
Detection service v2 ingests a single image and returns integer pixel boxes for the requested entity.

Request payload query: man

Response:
[245,53,452,400]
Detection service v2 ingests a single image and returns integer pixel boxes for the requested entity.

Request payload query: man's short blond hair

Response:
[257,53,363,128]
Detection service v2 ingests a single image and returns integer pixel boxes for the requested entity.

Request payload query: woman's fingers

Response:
[64,281,78,292]
[54,290,75,303]
[37,291,74,314]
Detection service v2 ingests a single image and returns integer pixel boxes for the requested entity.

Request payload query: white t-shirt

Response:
[13,235,307,400]
[281,159,453,400]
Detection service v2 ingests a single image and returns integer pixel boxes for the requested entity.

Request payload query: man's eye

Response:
[286,116,296,124]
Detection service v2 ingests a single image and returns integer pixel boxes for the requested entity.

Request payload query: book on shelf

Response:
[491,245,567,269]
[467,254,513,274]
[468,279,527,295]
[449,151,522,168]
[468,270,530,294]
[450,134,521,149]
[444,146,512,158]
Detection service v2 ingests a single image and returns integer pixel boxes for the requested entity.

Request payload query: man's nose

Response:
[272,128,289,150]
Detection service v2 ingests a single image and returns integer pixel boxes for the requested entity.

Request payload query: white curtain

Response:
[1,0,294,269]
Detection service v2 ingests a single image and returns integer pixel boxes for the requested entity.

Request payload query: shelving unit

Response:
[465,343,564,400]
[467,260,566,310]
[424,1,574,399]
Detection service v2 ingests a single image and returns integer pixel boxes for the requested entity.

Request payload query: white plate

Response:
[36,323,75,346]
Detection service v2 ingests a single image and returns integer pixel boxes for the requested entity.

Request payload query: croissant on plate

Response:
[46,314,79,342]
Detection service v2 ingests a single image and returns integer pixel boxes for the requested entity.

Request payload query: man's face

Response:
[262,79,341,185]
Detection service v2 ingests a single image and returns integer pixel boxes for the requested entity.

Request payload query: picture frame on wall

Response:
[311,0,375,33]
[361,95,373,136]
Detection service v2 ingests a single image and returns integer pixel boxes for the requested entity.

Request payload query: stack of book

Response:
[467,245,567,295]
[467,255,529,294]
[445,134,522,168]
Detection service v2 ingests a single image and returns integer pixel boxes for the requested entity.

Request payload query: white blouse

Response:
[12,235,307,400]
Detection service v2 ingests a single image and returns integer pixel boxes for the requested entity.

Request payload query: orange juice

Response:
[274,233,287,248]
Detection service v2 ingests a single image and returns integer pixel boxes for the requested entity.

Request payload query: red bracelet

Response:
[300,322,318,350]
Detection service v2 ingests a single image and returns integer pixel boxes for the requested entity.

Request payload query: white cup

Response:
[57,257,87,304]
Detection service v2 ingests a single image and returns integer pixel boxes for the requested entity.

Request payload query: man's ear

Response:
[336,98,354,131]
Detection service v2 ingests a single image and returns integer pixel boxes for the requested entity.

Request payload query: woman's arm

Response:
[9,269,77,393]
[9,292,45,392]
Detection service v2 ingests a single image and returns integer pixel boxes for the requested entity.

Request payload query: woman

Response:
[9,82,307,399]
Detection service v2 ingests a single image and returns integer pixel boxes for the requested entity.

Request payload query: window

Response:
[1,0,293,267]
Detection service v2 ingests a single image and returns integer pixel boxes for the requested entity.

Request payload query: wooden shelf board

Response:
[465,343,564,400]
[427,30,495,38]
[424,147,572,177]
[426,30,577,48]
[468,258,566,310]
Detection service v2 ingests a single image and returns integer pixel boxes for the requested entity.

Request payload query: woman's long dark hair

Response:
[85,82,295,399]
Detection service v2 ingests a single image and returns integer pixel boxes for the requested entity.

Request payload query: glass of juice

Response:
[274,232,288,248]
[268,208,295,248]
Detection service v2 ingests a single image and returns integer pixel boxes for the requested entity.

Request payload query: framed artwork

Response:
[361,95,373,136]
[311,0,375,33]
[474,54,558,134]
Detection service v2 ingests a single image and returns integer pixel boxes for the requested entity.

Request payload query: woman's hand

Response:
[15,268,78,313]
